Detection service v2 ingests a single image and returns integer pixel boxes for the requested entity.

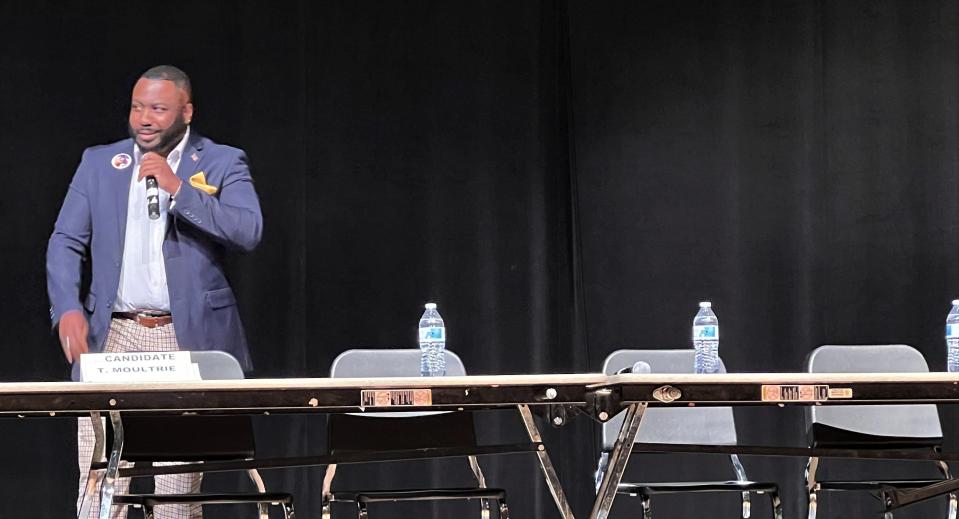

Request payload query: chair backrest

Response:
[330,349,466,419]
[191,350,246,380]
[601,349,738,452]
[330,349,467,377]
[805,344,942,443]
[327,349,473,450]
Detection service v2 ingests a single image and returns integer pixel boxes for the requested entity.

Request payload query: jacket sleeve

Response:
[46,149,93,328]
[170,150,263,252]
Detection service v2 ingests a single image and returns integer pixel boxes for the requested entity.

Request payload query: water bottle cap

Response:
[699,301,711,308]
[424,303,437,309]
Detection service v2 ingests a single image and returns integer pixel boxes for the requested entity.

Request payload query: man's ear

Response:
[183,102,194,125]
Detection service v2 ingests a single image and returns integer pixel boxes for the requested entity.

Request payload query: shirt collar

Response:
[133,126,191,165]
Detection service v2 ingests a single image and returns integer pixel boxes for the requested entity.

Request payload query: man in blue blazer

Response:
[47,65,262,518]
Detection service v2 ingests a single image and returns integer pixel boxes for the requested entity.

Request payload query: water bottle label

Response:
[948,324,959,339]
[693,325,718,340]
[419,326,445,342]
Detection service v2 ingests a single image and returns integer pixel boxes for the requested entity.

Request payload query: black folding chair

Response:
[84,351,295,519]
[321,349,510,519]
[804,344,956,519]
[596,349,782,519]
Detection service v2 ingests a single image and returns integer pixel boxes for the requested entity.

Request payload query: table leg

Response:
[517,404,576,519]
[98,411,124,518]
[590,402,647,519]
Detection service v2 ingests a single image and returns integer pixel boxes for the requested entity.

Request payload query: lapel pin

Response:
[111,153,132,169]
[191,152,199,162]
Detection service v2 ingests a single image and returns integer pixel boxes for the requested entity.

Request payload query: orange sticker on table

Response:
[360,389,433,407]
[761,384,831,402]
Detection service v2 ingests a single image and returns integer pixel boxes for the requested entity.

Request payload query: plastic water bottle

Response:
[419,303,446,376]
[947,300,959,372]
[692,301,719,374]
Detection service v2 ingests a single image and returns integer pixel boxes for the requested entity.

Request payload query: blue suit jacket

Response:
[47,133,262,379]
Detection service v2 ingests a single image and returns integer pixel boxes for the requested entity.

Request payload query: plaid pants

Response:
[77,317,202,519]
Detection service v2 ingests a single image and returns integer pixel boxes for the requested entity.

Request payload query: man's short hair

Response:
[140,65,192,102]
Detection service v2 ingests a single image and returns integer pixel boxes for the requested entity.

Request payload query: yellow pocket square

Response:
[188,172,218,195]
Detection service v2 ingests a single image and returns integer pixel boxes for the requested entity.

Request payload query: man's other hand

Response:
[58,310,89,364]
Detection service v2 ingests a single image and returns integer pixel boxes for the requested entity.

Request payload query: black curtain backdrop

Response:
[1,0,957,517]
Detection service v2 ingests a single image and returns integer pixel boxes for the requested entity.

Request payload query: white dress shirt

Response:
[113,127,190,313]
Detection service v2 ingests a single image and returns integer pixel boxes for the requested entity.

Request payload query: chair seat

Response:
[619,480,779,494]
[114,492,293,506]
[334,487,506,503]
[816,479,947,491]
[114,415,256,461]
[329,412,477,454]
[810,423,942,450]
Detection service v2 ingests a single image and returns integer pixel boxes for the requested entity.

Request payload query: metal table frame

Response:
[2,372,959,518]
[589,372,959,519]
[0,374,599,519]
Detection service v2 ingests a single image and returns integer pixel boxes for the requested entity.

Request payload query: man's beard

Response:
[129,114,188,157]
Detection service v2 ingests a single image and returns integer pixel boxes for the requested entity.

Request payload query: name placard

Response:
[80,352,201,382]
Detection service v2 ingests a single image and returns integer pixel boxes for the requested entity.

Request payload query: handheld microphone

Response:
[145,176,160,220]
[617,361,651,374]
